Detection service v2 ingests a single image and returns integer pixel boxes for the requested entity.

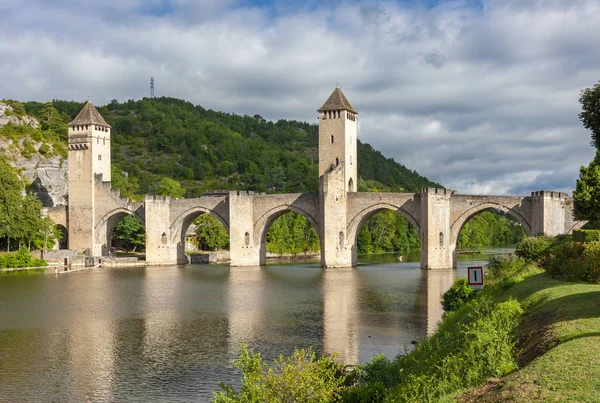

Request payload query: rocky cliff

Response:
[0,102,68,207]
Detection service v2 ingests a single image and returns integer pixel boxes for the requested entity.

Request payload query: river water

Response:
[0,249,509,402]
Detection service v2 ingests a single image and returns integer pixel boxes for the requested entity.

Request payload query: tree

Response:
[573,152,600,221]
[194,214,229,251]
[113,215,145,252]
[579,81,600,149]
[157,177,186,198]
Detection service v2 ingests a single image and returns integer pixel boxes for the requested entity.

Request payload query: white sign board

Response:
[468,266,484,290]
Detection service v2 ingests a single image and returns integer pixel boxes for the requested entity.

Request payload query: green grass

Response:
[456,273,600,402]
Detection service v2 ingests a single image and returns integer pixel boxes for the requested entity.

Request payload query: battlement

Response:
[531,190,569,199]
[145,195,171,202]
[232,190,265,196]
[421,187,455,195]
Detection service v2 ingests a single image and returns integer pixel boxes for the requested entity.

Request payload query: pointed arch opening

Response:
[350,207,421,265]
[452,207,529,262]
[348,178,354,192]
[170,208,229,264]
[258,208,320,265]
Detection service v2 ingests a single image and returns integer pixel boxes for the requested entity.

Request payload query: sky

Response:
[1,0,598,195]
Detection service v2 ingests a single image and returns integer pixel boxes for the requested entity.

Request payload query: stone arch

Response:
[169,206,230,263]
[449,202,532,251]
[55,224,68,250]
[94,208,146,256]
[254,205,321,265]
[346,203,421,265]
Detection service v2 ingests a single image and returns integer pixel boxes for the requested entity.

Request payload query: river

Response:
[0,248,510,402]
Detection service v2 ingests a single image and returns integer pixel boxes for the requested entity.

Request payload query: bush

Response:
[442,278,475,312]
[515,236,552,261]
[541,241,600,283]
[573,229,600,243]
[0,246,47,269]
[212,345,346,402]
[486,254,530,285]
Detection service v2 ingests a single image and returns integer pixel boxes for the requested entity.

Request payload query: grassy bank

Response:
[458,272,600,402]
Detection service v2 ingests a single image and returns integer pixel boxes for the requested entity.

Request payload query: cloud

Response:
[0,0,598,195]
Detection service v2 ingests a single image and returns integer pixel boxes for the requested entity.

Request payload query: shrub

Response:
[442,278,475,312]
[573,229,600,243]
[212,345,346,403]
[0,246,47,269]
[515,236,552,261]
[485,254,530,285]
[541,241,600,283]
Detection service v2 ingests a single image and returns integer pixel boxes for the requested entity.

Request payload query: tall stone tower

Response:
[67,101,112,252]
[318,87,358,192]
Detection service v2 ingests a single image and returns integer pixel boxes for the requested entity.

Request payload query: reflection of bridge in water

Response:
[45,87,584,269]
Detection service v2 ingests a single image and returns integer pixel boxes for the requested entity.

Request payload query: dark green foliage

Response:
[541,241,600,283]
[357,210,419,253]
[573,153,600,221]
[458,210,526,249]
[266,212,319,255]
[24,97,439,197]
[442,278,475,312]
[0,246,47,269]
[338,383,385,403]
[194,214,229,251]
[112,215,145,252]
[515,235,552,261]
[579,81,600,149]
[573,229,600,243]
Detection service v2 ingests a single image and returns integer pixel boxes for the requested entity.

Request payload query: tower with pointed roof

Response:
[318,86,358,192]
[67,100,112,252]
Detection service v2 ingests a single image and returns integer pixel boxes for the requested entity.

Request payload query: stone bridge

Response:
[54,166,583,269]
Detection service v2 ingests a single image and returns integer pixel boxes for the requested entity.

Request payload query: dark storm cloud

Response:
[0,0,598,194]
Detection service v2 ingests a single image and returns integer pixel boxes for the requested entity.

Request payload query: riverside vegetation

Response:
[212,234,600,402]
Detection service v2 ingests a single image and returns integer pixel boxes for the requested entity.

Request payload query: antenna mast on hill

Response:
[150,77,155,97]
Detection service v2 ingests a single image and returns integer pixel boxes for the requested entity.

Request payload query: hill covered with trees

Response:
[22,97,440,197]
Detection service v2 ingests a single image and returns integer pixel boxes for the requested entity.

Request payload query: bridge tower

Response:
[67,101,112,253]
[318,86,358,193]
[319,87,357,267]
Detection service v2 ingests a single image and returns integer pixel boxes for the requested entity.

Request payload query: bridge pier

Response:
[229,191,261,266]
[320,165,352,268]
[420,188,455,270]
[145,195,178,265]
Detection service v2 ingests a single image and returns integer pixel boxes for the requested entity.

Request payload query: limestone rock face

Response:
[0,102,39,129]
[0,102,68,207]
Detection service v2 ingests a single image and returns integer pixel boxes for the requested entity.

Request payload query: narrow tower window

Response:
[98,154,102,161]
[245,232,250,246]
[331,135,334,144]
[335,157,339,166]
[348,178,354,192]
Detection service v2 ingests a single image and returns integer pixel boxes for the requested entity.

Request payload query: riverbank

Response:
[340,263,600,402]
[458,271,600,402]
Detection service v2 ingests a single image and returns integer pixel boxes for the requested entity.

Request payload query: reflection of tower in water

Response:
[322,267,359,364]
[226,266,267,355]
[416,269,456,336]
